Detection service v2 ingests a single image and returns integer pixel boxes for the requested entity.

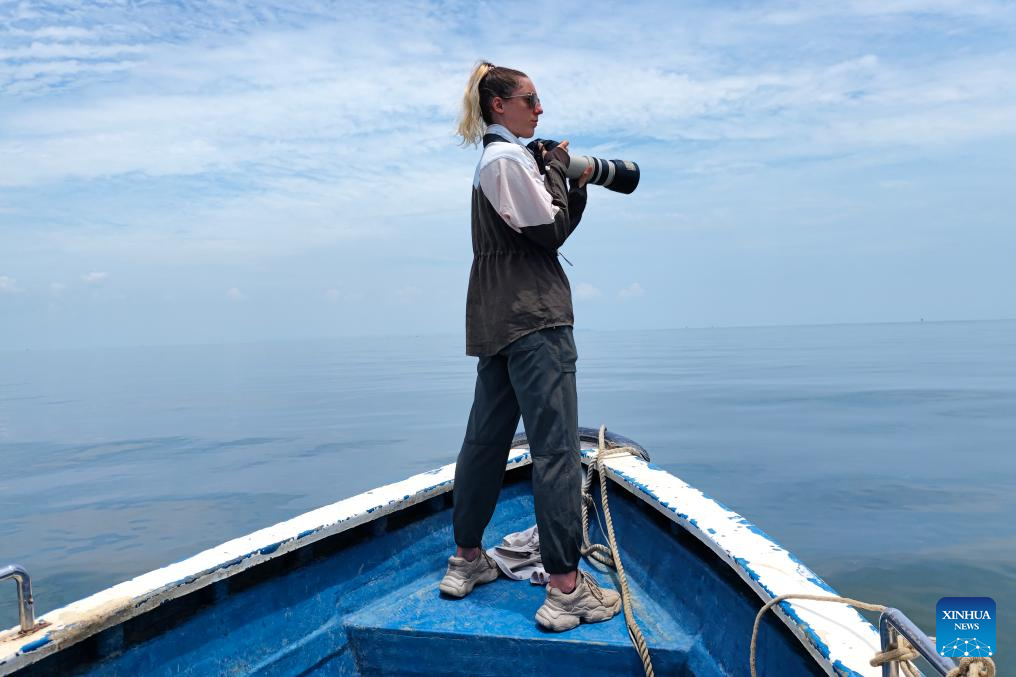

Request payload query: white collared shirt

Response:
[473,124,560,233]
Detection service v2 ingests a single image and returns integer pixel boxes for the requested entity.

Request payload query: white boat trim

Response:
[593,452,881,677]
[1,447,880,676]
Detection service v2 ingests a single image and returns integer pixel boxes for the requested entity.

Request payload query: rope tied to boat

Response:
[946,656,996,677]
[750,593,996,677]
[871,634,922,677]
[580,425,655,677]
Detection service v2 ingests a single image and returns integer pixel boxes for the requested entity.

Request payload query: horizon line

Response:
[3,316,1014,354]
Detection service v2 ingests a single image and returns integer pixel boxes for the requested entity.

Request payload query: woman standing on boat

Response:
[440,61,622,631]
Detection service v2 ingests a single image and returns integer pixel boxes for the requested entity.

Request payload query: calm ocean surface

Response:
[2,321,1013,666]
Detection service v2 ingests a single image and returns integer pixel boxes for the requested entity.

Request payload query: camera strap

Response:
[482,133,511,148]
[525,140,547,175]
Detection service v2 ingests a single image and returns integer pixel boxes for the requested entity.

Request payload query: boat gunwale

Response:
[589,453,881,677]
[1,446,879,676]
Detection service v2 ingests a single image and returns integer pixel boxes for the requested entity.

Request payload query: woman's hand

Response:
[542,140,594,188]
[540,139,569,164]
[575,163,594,188]
[540,139,569,159]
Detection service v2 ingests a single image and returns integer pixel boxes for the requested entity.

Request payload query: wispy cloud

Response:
[226,287,245,302]
[81,271,108,284]
[0,275,21,294]
[3,2,1012,186]
[618,283,644,300]
[0,42,146,61]
[7,24,98,39]
[395,286,423,302]
[574,282,602,300]
[324,287,363,302]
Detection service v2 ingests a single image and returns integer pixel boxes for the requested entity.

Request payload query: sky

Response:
[1,0,1014,350]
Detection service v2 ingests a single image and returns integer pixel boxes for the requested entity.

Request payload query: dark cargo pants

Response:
[452,326,582,574]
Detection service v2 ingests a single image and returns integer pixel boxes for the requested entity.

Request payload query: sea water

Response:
[1,320,1013,668]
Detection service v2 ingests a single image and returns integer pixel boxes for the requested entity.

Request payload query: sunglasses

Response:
[502,92,540,109]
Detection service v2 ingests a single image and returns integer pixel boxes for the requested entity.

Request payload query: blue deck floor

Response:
[345,562,695,676]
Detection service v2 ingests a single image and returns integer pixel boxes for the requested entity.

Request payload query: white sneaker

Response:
[439,550,499,597]
[535,571,621,631]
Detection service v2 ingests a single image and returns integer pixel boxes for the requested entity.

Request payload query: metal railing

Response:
[879,607,957,676]
[1,564,36,634]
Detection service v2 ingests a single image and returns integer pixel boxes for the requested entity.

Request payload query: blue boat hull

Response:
[10,465,830,676]
[3,432,885,675]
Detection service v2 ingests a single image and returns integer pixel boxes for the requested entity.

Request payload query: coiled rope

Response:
[750,593,996,677]
[579,425,654,677]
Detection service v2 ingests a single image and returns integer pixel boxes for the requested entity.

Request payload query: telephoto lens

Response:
[530,139,640,194]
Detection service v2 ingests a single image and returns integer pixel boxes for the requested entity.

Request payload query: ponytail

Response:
[456,60,528,146]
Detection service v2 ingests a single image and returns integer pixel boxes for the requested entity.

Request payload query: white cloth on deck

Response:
[485,524,550,585]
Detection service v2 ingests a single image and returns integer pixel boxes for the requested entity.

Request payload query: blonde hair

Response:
[456,60,527,146]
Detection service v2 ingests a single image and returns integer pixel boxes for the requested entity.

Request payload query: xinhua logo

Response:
[936,597,995,658]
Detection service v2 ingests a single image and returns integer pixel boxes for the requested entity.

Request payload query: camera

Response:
[529,139,640,194]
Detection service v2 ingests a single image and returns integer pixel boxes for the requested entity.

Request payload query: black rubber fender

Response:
[511,426,650,462]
